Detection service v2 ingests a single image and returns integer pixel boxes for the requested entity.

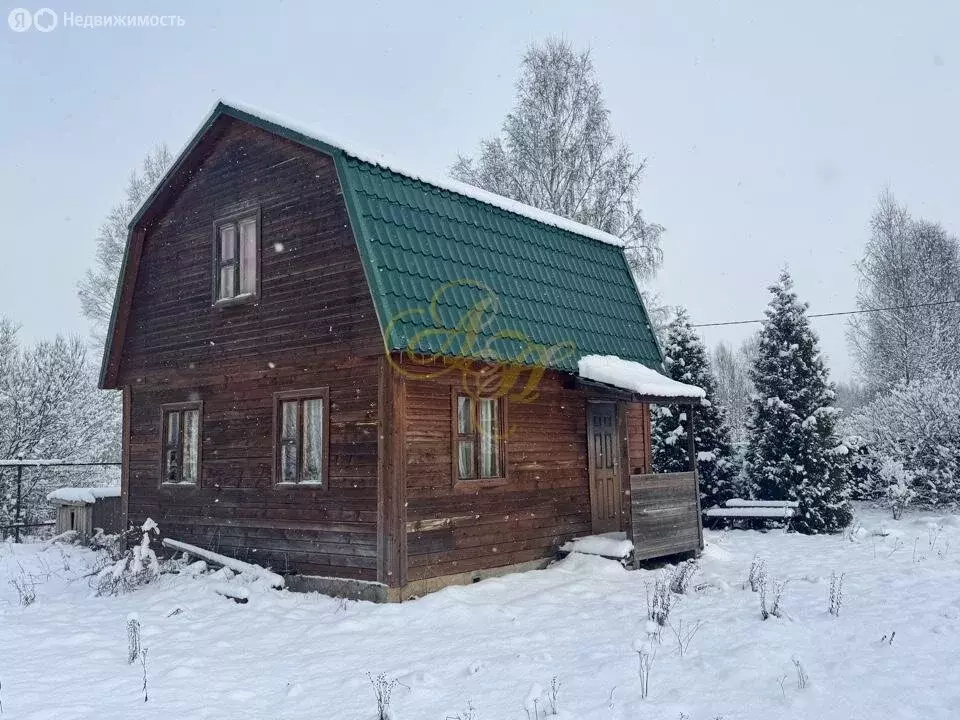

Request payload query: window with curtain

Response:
[161,403,201,484]
[214,212,258,302]
[455,394,505,481]
[275,389,328,485]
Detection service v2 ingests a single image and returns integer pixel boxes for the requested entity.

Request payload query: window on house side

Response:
[215,214,258,301]
[456,395,504,480]
[276,391,327,485]
[162,405,200,484]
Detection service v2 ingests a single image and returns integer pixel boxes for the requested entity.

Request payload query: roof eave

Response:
[576,377,703,405]
[619,256,666,370]
[97,225,134,389]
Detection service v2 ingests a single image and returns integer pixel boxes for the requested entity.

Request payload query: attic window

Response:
[214,210,259,303]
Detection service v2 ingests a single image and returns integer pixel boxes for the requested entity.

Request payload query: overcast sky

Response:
[2,0,957,380]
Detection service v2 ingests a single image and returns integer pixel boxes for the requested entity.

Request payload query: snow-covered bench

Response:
[703,499,798,528]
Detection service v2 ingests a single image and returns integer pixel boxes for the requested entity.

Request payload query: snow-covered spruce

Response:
[744,270,852,533]
[651,308,739,507]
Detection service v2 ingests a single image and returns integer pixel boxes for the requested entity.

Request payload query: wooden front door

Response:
[587,402,622,533]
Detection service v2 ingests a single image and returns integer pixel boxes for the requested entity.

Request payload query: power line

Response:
[691,297,960,329]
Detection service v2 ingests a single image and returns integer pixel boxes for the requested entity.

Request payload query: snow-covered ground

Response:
[2,505,958,719]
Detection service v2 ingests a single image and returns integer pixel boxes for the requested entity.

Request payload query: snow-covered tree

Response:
[78,144,171,344]
[833,379,872,415]
[711,336,758,447]
[879,459,915,519]
[744,271,852,533]
[0,321,119,531]
[652,309,739,506]
[847,373,960,508]
[96,518,161,595]
[452,37,663,280]
[848,190,960,391]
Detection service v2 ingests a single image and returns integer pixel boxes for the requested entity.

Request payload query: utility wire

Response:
[691,297,960,329]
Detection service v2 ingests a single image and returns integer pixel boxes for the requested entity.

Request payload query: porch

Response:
[629,471,702,563]
[578,354,706,566]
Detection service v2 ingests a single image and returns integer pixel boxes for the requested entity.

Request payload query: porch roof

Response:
[577,354,705,404]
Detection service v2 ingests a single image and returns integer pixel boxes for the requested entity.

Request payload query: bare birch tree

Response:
[712,336,758,446]
[848,191,960,391]
[452,37,663,279]
[78,144,171,344]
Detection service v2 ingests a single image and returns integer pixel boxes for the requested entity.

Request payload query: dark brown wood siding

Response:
[400,359,642,582]
[120,119,383,579]
[626,403,652,475]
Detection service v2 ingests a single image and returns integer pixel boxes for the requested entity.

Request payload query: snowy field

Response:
[2,505,958,719]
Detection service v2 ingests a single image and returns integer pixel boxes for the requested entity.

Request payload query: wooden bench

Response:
[703,499,798,528]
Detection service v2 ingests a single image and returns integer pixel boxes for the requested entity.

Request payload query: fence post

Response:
[686,404,705,552]
[14,463,23,543]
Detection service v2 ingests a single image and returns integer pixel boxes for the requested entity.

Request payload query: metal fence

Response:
[0,460,121,541]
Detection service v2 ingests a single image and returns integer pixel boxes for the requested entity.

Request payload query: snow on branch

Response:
[162,538,285,589]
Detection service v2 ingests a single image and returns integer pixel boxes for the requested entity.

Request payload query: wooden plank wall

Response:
[621,402,651,536]
[91,496,123,535]
[119,119,383,377]
[625,403,652,475]
[120,119,384,580]
[401,362,594,582]
[630,471,702,561]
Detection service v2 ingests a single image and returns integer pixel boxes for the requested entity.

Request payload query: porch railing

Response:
[630,471,703,563]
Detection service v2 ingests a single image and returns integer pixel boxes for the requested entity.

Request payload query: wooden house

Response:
[100,102,705,601]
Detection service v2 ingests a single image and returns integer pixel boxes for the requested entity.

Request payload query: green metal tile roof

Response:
[335,155,663,373]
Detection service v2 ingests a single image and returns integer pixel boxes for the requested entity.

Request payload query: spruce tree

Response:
[652,309,739,507]
[744,271,852,533]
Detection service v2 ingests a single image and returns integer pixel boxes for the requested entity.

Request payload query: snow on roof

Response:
[225,101,626,247]
[46,486,121,505]
[577,354,705,400]
[132,100,625,250]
